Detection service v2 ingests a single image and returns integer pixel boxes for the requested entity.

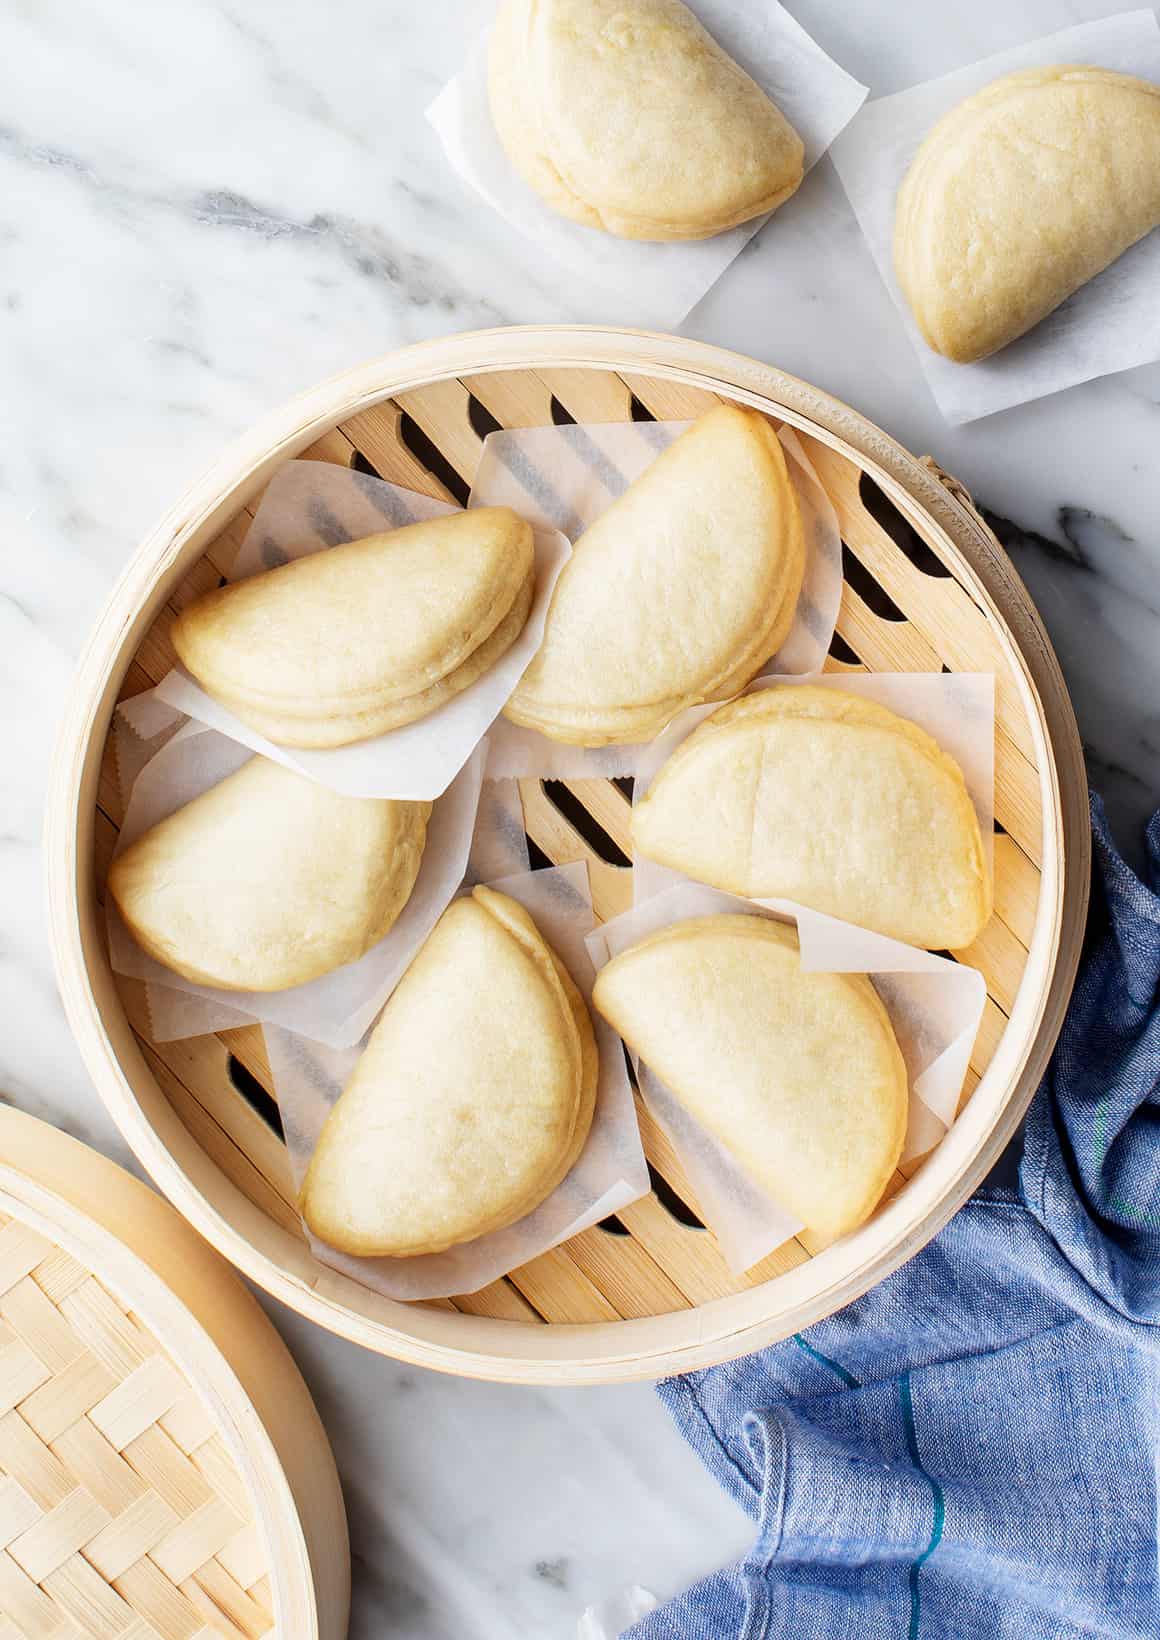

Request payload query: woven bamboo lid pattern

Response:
[0,1108,349,1639]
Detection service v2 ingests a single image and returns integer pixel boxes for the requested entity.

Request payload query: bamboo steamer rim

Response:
[0,1105,350,1637]
[45,326,1090,1384]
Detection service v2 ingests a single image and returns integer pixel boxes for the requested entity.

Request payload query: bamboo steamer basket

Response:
[0,1105,348,1639]
[46,326,1090,1385]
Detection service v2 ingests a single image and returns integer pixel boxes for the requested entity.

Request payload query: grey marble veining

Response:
[982,497,1160,863]
[2,1,1159,1635]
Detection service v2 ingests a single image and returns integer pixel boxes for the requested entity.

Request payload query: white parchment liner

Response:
[582,669,994,1273]
[107,689,486,1049]
[427,1,867,331]
[829,10,1160,425]
[477,421,843,779]
[264,860,650,1300]
[153,459,571,800]
[587,883,987,1275]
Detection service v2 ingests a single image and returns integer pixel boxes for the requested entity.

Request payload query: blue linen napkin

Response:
[627,795,1160,1639]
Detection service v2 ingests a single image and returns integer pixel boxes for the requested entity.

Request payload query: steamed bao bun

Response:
[505,404,806,746]
[895,66,1160,362]
[593,915,908,1238]
[107,756,431,992]
[489,0,804,241]
[633,685,991,950]
[173,507,535,748]
[301,887,598,1258]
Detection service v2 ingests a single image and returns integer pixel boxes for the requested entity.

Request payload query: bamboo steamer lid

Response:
[0,1105,349,1639]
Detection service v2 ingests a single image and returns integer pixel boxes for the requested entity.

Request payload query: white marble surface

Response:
[2,2,1159,1635]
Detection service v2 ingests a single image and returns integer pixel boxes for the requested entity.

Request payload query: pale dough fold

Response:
[504,404,805,745]
[633,686,991,949]
[894,66,1160,362]
[593,915,908,1237]
[173,507,535,746]
[488,0,804,241]
[301,886,598,1257]
[107,756,431,992]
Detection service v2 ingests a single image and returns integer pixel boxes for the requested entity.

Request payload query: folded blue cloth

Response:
[628,796,1160,1640]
